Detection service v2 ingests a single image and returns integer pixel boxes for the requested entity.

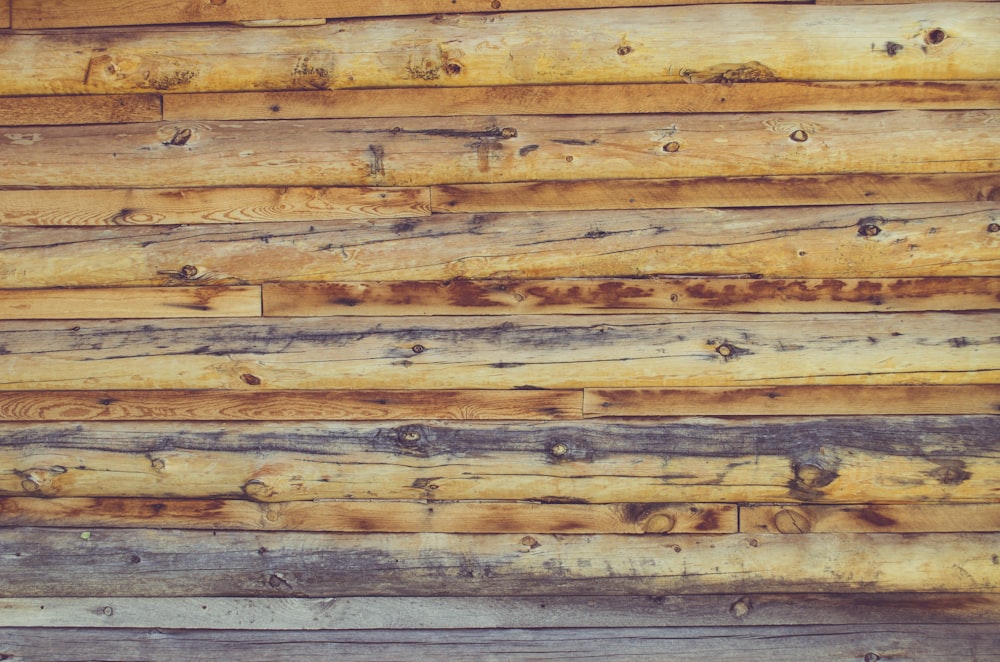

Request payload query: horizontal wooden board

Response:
[1,417,995,503]
[3,528,998,596]
[0,286,261,319]
[0,186,430,226]
[0,94,160,126]
[0,0,7,29]
[0,498,734,534]
[742,503,1000,534]
[0,390,582,421]
[3,203,998,288]
[262,277,1000,316]
[585,385,1000,417]
[0,313,995,390]
[3,112,999,188]
[4,5,1000,94]
[163,82,1000,121]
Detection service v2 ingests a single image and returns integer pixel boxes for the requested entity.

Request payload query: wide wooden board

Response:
[0,287,261,319]
[743,503,1000,534]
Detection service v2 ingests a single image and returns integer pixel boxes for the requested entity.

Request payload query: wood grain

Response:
[262,277,1000,316]
[0,94,160,126]
[2,528,998,596]
[1,417,995,503]
[0,186,430,226]
[0,0,8,29]
[0,287,261,319]
[742,503,1000,534]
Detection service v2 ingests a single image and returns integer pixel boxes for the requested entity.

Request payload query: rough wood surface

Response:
[742,503,1000,534]
[0,94,160,126]
[3,112,998,188]
[4,5,999,94]
[262,277,1000,316]
[0,287,261,320]
[3,204,997,288]
[1,417,995,503]
[2,528,998,596]
[0,186,430,226]
[163,82,1000,121]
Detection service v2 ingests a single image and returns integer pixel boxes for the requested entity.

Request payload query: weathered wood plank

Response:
[1,417,995,503]
[0,186,430,226]
[0,287,261,319]
[0,497,734,534]
[0,0,8,29]
[0,313,995,390]
[585,385,1000,417]
[163,82,1000,121]
[3,112,999,188]
[0,94,160,126]
[0,390,582,421]
[3,528,998,596]
[742,503,1000,534]
[4,5,999,94]
[3,204,998,288]
[262,277,1000,316]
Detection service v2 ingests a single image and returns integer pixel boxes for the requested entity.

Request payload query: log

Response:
[1,417,995,503]
[2,528,998,595]
[3,5,999,94]
[0,94,160,126]
[0,287,261,320]
[742,503,1000,534]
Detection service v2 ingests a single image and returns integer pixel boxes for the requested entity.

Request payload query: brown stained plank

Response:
[163,82,1000,121]
[430,174,1000,213]
[0,390,583,421]
[0,287,261,320]
[0,498,734,534]
[3,203,998,288]
[0,0,7,29]
[0,94,160,126]
[1,417,995,503]
[742,504,1000,535]
[0,186,430,226]
[3,113,1000,188]
[262,277,1000,317]
[584,385,1000,417]
[3,528,998,596]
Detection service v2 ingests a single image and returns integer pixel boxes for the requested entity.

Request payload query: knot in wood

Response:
[925,28,947,45]
[773,508,812,534]
[643,514,675,534]
[729,597,753,619]
[179,264,199,279]
[662,141,680,153]
[859,223,881,237]
[549,442,570,457]
[520,536,541,550]
[987,223,1000,233]
[789,129,808,142]
[500,127,518,139]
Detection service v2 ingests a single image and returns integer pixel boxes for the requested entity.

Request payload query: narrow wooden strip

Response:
[0,94,160,126]
[584,385,1000,417]
[263,278,1000,317]
[0,390,582,421]
[1,417,994,503]
[3,112,999,188]
[2,203,997,288]
[0,498,734,534]
[3,528,998,595]
[0,287,261,320]
[743,504,1000,534]
[0,186,430,226]
[164,82,1000,121]
[1,0,10,30]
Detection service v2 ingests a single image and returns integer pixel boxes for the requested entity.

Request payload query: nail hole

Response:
[617,45,633,56]
[859,224,882,237]
[926,28,946,45]
[444,63,462,76]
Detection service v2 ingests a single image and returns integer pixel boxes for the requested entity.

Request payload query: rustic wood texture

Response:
[743,503,1000,534]
[2,417,994,503]
[0,287,261,320]
[0,94,160,126]
[0,0,8,29]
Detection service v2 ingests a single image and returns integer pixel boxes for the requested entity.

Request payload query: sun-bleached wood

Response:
[584,385,1000,417]
[262,278,1000,316]
[0,497,734,534]
[0,287,261,320]
[4,5,1000,94]
[3,204,997,288]
[0,94,161,126]
[742,504,1000,534]
[0,186,430,226]
[3,112,999,188]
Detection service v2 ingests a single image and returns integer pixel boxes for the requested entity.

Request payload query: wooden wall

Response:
[1,1,999,658]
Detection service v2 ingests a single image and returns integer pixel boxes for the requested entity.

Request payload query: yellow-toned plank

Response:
[585,385,1000,417]
[743,504,1000,534]
[0,287,261,319]
[0,94,160,126]
[0,186,429,226]
[0,390,583,421]
[263,278,1000,317]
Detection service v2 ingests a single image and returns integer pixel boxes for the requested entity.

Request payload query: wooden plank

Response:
[0,0,7,29]
[3,112,999,188]
[430,173,1000,213]
[4,5,999,94]
[164,82,1000,121]
[0,313,995,391]
[742,504,1000,534]
[0,390,583,421]
[2,528,998,596]
[1,417,995,503]
[0,94,160,126]
[585,385,1000,417]
[0,186,430,226]
[0,287,261,320]
[262,277,1000,317]
[0,498,735,534]
[4,594,999,629]
[2,203,998,288]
